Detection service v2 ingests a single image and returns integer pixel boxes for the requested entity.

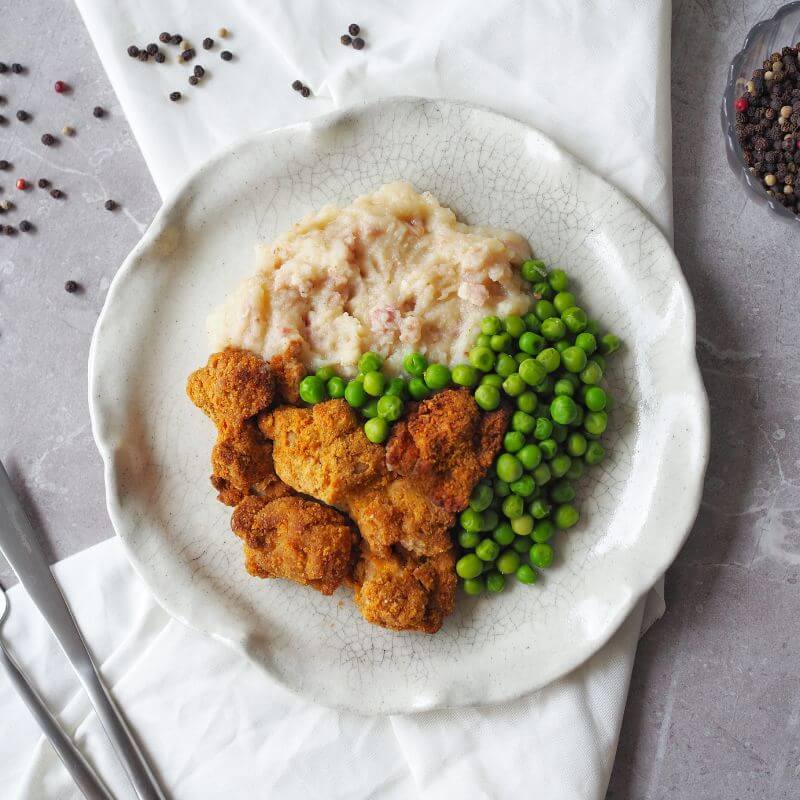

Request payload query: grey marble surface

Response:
[0,2,797,798]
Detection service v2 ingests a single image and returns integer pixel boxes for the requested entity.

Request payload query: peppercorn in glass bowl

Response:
[722,2,800,224]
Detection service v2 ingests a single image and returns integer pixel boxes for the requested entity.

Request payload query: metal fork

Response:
[0,581,113,799]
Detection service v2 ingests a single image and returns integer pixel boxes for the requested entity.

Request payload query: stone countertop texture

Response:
[0,2,797,798]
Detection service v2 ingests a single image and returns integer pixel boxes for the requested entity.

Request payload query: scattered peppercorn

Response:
[169,91,181,101]
[0,96,4,104]
[300,86,310,97]
[64,280,79,293]
[171,34,182,45]
[19,220,32,232]
[0,115,6,125]
[41,133,56,146]
[11,63,23,74]
[146,43,158,56]
[159,32,171,43]
[62,125,75,136]
[93,106,105,118]
[734,97,748,112]
[218,27,228,38]
[104,199,117,210]
[4,225,16,235]
[54,80,68,93]
[0,200,10,212]
[291,80,303,91]
[352,37,365,50]
[127,45,140,58]
[0,64,6,74]
[38,178,49,188]
[16,179,27,190]
[50,188,63,198]
[179,40,190,51]
[220,50,233,61]
[188,75,199,86]
[348,23,360,36]
[193,65,204,77]
[138,51,149,62]
[181,48,196,61]
[0,160,9,170]
[16,110,30,121]
[155,52,166,63]
[341,34,352,46]
[203,37,214,49]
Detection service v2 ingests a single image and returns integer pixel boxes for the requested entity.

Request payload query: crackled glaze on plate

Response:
[89,98,708,714]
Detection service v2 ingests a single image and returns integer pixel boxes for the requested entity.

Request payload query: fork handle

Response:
[0,643,113,800]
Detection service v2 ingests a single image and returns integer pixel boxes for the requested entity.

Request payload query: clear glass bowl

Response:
[722,2,800,225]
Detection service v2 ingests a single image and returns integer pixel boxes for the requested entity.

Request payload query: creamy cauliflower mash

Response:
[208,182,533,375]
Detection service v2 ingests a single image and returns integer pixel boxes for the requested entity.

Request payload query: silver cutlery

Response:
[0,581,113,799]
[0,460,166,800]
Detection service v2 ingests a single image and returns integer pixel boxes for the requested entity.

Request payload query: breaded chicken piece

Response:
[232,495,355,596]
[269,339,305,404]
[259,400,386,507]
[386,388,510,512]
[352,545,457,633]
[187,347,275,432]
[211,424,294,506]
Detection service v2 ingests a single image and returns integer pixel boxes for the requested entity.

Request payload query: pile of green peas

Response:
[453,260,621,595]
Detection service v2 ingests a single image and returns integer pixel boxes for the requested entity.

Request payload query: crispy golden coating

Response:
[259,400,386,507]
[232,496,355,596]
[269,340,305,404]
[386,388,510,512]
[352,546,457,633]
[187,348,275,432]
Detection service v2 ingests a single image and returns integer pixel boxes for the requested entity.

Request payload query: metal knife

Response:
[0,459,166,800]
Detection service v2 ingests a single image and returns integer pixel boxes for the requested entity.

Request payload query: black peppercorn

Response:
[188,75,199,86]
[11,63,23,74]
[16,110,30,121]
[64,280,79,293]
[159,32,171,43]
[300,86,310,97]
[348,23,360,36]
[0,115,6,125]
[4,225,16,235]
[138,51,149,62]
[181,48,196,61]
[341,34,352,46]
[127,45,140,58]
[220,50,233,61]
[104,199,117,210]
[291,80,302,91]
[155,52,165,63]
[203,37,214,49]
[41,133,56,146]
[146,43,158,55]
[50,189,63,198]
[352,37,365,50]
[0,160,9,170]
[38,178,49,188]
[19,220,32,232]
[169,91,181,101]
[193,65,204,78]
[0,63,6,74]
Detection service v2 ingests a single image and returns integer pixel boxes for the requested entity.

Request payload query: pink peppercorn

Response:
[54,80,68,93]
[16,178,27,190]
[734,97,748,112]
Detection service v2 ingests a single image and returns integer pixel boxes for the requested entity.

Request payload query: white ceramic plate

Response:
[89,98,708,714]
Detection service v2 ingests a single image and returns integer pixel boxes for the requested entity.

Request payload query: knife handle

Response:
[0,643,113,800]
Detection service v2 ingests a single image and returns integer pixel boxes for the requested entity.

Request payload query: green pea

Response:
[495,353,517,378]
[550,395,578,425]
[554,340,570,354]
[459,529,481,549]
[532,520,555,543]
[451,364,478,388]
[553,378,574,397]
[561,346,588,374]
[363,370,386,397]
[517,391,537,414]
[510,474,536,497]
[469,346,496,373]
[566,460,585,480]
[580,361,603,385]
[575,332,597,354]
[504,431,525,453]
[536,375,555,396]
[493,523,515,546]
[496,453,523,483]
[422,364,449,390]
[539,438,558,460]
[481,510,499,532]
[533,417,553,440]
[600,334,621,356]
[460,507,484,533]
[585,441,605,465]
[562,306,588,334]
[550,480,576,504]
[299,375,326,404]
[584,411,608,436]
[497,550,521,575]
[536,347,561,373]
[326,376,346,399]
[494,479,511,498]
[584,386,607,411]
[509,411,533,435]
[532,281,553,300]
[516,564,538,584]
[490,332,515,353]
[504,315,526,338]
[514,352,528,365]
[513,537,532,554]
[550,453,572,478]
[502,494,524,520]
[456,553,484,579]
[548,269,569,292]
[361,399,379,419]
[364,417,389,443]
[553,291,576,314]
[474,384,501,411]
[358,351,383,373]
[344,380,367,408]
[407,377,430,400]
[470,483,494,512]
[529,497,551,519]
[585,319,600,336]
[534,299,557,321]
[385,377,407,397]
[591,353,607,371]
[481,315,503,336]
[523,312,541,332]
[519,331,545,355]
[532,462,552,487]
[402,352,427,377]
[476,538,500,562]
[511,515,534,537]
[462,577,485,595]
[480,373,504,388]
[502,373,526,397]
[566,432,588,457]
[521,258,547,282]
[517,443,542,470]
[486,570,506,593]
[518,357,546,387]
[315,365,336,383]
[377,394,403,422]
[554,504,580,529]
[529,543,554,568]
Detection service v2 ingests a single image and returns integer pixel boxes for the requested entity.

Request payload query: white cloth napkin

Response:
[0,1,673,798]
